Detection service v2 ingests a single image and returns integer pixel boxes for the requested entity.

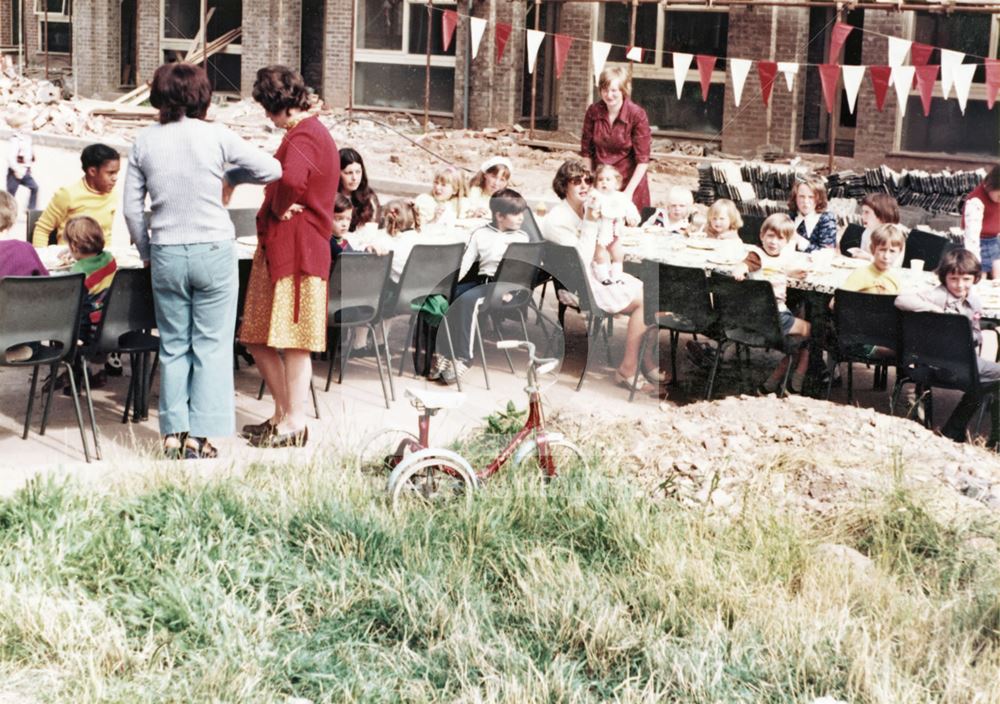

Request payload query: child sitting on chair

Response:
[589,163,640,284]
[378,198,422,283]
[465,156,512,218]
[414,165,466,229]
[842,223,905,295]
[0,191,47,278]
[433,189,532,385]
[895,248,1000,443]
[643,186,694,234]
[705,199,742,240]
[733,213,811,394]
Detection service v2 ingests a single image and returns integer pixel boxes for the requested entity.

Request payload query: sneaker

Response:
[440,359,469,385]
[104,353,124,377]
[427,354,449,381]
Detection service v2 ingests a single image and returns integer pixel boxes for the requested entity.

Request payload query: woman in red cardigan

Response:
[238,66,339,448]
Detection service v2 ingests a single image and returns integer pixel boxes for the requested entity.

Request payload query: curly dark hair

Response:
[340,147,380,232]
[551,159,592,200]
[149,62,212,124]
[252,65,310,116]
[984,164,1000,191]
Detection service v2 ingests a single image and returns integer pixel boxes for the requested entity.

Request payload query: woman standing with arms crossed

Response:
[580,66,652,212]
[238,65,339,448]
[124,63,281,459]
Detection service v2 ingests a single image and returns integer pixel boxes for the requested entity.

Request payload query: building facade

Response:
[2,1,998,167]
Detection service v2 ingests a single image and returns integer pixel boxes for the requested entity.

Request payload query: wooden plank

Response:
[517,137,733,164]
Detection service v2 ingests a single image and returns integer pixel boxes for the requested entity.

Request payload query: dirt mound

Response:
[563,395,1000,519]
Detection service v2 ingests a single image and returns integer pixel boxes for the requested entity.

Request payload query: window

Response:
[598,7,729,136]
[39,20,70,53]
[353,0,457,112]
[899,12,999,157]
[11,0,21,45]
[34,0,69,19]
[160,0,243,93]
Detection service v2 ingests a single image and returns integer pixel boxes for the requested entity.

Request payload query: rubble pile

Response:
[0,70,110,138]
[563,395,1000,520]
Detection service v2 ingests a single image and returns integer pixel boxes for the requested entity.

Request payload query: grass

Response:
[0,428,998,702]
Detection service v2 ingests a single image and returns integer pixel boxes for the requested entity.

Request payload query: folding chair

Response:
[903,229,953,271]
[737,214,765,246]
[891,311,999,446]
[228,208,259,238]
[830,289,898,403]
[326,252,394,408]
[706,274,805,399]
[631,260,718,402]
[25,209,53,245]
[0,274,92,462]
[472,242,548,387]
[379,243,465,391]
[541,242,613,391]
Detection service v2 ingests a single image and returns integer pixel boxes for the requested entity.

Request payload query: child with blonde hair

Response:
[589,163,640,284]
[378,198,422,283]
[705,199,742,240]
[465,156,512,218]
[842,223,905,295]
[414,164,466,228]
[644,186,694,234]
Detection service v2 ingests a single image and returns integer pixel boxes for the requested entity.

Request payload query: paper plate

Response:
[686,238,719,251]
[831,257,865,269]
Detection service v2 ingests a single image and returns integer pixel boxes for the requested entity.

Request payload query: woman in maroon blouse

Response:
[580,66,652,211]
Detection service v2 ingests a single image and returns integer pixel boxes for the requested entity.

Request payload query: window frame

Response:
[894,10,1000,157]
[597,4,728,141]
[36,18,70,55]
[33,0,69,22]
[159,0,242,59]
[353,0,457,113]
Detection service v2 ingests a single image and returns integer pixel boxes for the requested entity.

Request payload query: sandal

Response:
[162,432,186,460]
[184,436,218,460]
[641,365,671,385]
[614,369,651,394]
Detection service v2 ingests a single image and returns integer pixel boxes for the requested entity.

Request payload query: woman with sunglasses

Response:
[542,159,665,394]
[580,66,651,211]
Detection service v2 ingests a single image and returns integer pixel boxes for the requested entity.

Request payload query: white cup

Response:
[909,259,925,272]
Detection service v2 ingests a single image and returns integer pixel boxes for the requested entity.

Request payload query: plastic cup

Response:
[910,259,925,272]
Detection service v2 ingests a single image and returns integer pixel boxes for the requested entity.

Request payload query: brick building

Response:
[2,1,997,167]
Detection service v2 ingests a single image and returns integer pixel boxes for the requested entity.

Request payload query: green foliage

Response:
[0,458,997,702]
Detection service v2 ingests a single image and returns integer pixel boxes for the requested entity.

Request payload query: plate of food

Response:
[830,257,866,269]
[686,238,719,251]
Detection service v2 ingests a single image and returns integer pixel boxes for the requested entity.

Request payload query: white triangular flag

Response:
[672,52,693,99]
[625,46,643,62]
[892,65,915,117]
[777,62,798,91]
[591,41,611,85]
[469,17,487,60]
[887,36,911,69]
[842,65,865,114]
[953,63,977,114]
[526,29,545,74]
[730,58,752,107]
[940,49,964,100]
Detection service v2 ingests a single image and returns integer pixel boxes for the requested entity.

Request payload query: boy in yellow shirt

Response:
[841,223,905,294]
[32,143,120,248]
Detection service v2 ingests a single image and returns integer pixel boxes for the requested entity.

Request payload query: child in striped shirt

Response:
[65,215,117,392]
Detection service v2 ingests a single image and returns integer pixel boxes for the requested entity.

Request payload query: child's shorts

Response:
[779,309,796,335]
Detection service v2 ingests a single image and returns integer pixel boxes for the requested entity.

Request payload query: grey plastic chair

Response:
[0,274,91,462]
[25,209,52,245]
[228,208,259,238]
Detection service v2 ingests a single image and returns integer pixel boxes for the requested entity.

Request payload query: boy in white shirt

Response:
[5,111,38,210]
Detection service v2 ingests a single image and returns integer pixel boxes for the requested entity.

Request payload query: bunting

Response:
[939,49,964,100]
[494,22,511,64]
[469,16,486,60]
[829,23,853,62]
[818,64,840,114]
[625,46,643,62]
[869,66,892,112]
[842,65,865,114]
[441,10,458,53]
[730,58,752,107]
[892,66,915,117]
[910,43,934,67]
[526,29,545,74]
[673,52,693,99]
[914,64,939,116]
[987,59,1000,110]
[553,34,573,79]
[777,62,798,91]
[887,36,911,69]
[953,63,977,114]
[696,54,717,101]
[757,61,777,107]
[591,41,611,84]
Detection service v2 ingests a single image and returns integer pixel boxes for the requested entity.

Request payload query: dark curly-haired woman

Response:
[339,147,379,232]
[237,65,339,448]
[123,62,280,459]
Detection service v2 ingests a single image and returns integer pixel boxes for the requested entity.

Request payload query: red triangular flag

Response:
[757,61,778,107]
[441,10,458,53]
[818,64,840,114]
[910,42,934,66]
[986,58,1000,110]
[553,34,574,79]
[869,66,892,112]
[914,64,939,116]
[829,22,853,61]
[495,23,512,64]
[696,54,716,102]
